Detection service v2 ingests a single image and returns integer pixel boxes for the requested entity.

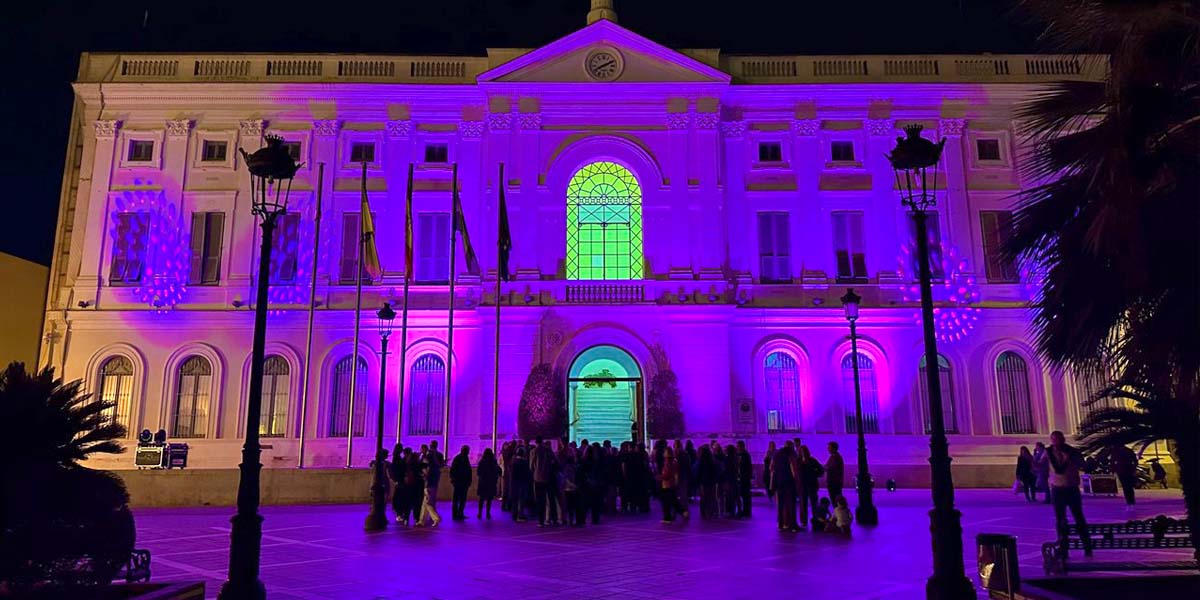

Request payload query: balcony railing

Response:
[564,283,646,304]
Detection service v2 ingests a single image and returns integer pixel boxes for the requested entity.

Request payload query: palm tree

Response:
[1008,0,1200,562]
[0,362,135,591]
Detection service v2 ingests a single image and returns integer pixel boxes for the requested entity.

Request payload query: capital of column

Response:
[93,120,120,139]
[791,119,819,136]
[667,112,691,130]
[939,118,966,138]
[458,120,484,139]
[517,113,542,130]
[386,119,412,139]
[866,118,896,137]
[694,112,720,130]
[166,119,192,137]
[720,120,747,139]
[238,119,265,138]
[487,112,513,131]
[313,119,341,138]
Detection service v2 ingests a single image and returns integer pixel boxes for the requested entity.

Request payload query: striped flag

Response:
[497,163,512,281]
[404,164,414,280]
[359,163,382,280]
[452,164,481,276]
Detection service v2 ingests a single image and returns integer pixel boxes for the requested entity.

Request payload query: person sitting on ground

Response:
[829,496,852,536]
[811,497,832,532]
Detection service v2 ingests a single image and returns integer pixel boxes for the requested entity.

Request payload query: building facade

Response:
[45,12,1111,483]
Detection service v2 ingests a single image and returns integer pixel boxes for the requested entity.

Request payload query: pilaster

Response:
[938,118,973,272]
[226,120,265,287]
[384,119,414,281]
[865,118,900,282]
[721,120,750,278]
[456,120,484,281]
[515,109,542,277]
[75,120,121,300]
[694,110,723,278]
[666,110,693,279]
[790,118,821,279]
[486,112,514,276]
[311,120,341,285]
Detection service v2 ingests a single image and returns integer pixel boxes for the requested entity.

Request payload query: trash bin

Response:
[977,533,1020,597]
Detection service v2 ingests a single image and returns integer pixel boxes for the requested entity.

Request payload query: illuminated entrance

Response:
[567,345,643,444]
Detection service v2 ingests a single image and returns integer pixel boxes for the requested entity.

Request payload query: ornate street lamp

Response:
[840,288,878,526]
[888,125,974,599]
[220,135,301,600]
[365,301,397,531]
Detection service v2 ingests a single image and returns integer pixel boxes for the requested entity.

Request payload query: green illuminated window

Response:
[566,161,643,280]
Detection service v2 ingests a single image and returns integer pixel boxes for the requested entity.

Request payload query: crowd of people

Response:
[382,436,854,535]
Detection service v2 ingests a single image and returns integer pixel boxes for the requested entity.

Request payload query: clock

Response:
[585,48,623,81]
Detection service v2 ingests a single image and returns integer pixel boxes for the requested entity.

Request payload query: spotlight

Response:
[154,429,168,444]
[886,478,897,492]
[77,300,93,309]
[231,299,244,308]
[137,429,153,444]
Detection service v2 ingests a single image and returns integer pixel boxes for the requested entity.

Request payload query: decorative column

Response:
[937,118,972,271]
[515,111,542,278]
[866,117,900,286]
[666,110,693,279]
[384,119,414,277]
[310,119,341,284]
[163,118,192,236]
[486,112,514,272]
[76,120,122,295]
[694,111,723,278]
[720,119,749,280]
[457,119,485,279]
[790,118,821,280]
[227,120,266,289]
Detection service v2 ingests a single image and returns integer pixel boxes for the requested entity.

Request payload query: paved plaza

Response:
[134,489,1190,599]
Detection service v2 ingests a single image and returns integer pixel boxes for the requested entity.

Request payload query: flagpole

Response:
[395,164,414,444]
[443,164,458,452]
[347,162,367,468]
[492,163,503,453]
[297,162,324,469]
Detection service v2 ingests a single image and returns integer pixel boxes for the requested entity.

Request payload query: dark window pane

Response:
[977,138,1002,161]
[201,140,227,162]
[282,141,302,162]
[758,142,782,162]
[128,140,154,162]
[980,211,1019,282]
[350,142,375,163]
[424,143,449,163]
[831,141,855,162]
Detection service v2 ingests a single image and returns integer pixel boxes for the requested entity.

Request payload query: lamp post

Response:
[365,301,397,532]
[220,135,300,600]
[887,125,974,599]
[840,288,878,525]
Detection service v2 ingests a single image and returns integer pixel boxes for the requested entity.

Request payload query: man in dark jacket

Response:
[531,437,559,526]
[825,441,845,502]
[737,441,754,517]
[449,445,473,520]
[1108,444,1139,508]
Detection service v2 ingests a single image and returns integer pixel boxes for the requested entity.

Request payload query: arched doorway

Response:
[567,345,643,444]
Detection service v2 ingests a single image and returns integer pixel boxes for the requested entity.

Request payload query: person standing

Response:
[402,450,424,526]
[697,444,718,518]
[1048,430,1093,557]
[389,444,408,524]
[1033,442,1051,503]
[824,441,844,503]
[476,447,501,519]
[796,445,824,528]
[1016,446,1037,502]
[531,437,559,526]
[509,447,531,522]
[449,445,473,521]
[772,441,799,532]
[417,443,443,527]
[500,441,517,513]
[560,452,579,526]
[763,441,777,500]
[659,446,680,522]
[737,441,754,517]
[1109,444,1139,509]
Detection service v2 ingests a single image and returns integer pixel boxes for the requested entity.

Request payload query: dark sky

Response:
[3,0,1041,266]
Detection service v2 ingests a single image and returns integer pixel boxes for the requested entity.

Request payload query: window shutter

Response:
[340,214,359,283]
[848,212,867,278]
[832,212,851,278]
[203,213,224,284]
[110,214,131,282]
[127,214,148,282]
[774,214,790,281]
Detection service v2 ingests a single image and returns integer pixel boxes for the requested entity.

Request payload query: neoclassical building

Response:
[42,4,1111,484]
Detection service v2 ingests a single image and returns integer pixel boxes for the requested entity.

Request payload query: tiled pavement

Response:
[134,489,1190,599]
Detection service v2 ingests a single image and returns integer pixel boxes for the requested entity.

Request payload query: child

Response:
[811,497,832,532]
[828,496,852,536]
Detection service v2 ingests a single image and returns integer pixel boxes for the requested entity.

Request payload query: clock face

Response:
[585,49,622,81]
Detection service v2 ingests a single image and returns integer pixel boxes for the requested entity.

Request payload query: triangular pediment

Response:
[479,20,730,84]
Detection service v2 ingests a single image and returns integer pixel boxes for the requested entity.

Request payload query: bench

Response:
[1042,515,1194,575]
[114,549,152,583]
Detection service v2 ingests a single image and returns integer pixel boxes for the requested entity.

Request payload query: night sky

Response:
[3,0,1041,266]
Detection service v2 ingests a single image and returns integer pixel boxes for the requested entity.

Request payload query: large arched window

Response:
[328,356,367,437]
[566,161,643,280]
[97,356,134,429]
[173,356,213,438]
[407,354,446,436]
[918,355,958,434]
[259,355,290,437]
[763,352,802,432]
[996,351,1036,434]
[841,352,880,434]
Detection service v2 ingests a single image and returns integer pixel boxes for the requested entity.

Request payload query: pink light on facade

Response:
[897,243,981,344]
[110,184,189,312]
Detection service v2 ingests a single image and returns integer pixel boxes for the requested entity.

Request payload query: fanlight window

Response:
[566,161,644,280]
[918,354,958,434]
[328,356,367,437]
[259,355,290,437]
[172,356,212,438]
[97,356,134,429]
[996,351,1036,434]
[841,352,880,434]
[408,354,446,436]
[763,351,802,432]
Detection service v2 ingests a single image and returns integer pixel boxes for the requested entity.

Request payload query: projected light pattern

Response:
[256,206,325,313]
[110,185,189,311]
[897,243,981,344]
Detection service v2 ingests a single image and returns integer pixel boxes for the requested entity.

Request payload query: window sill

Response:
[751,161,790,170]
[824,160,864,170]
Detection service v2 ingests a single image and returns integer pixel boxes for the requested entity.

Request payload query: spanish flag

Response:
[404,164,414,280]
[359,162,382,280]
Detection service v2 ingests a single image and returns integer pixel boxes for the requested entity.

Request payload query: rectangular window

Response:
[127,140,154,162]
[757,141,783,163]
[200,140,227,162]
[282,141,302,162]
[349,142,375,164]
[270,213,301,284]
[976,138,1002,162]
[832,211,868,282]
[188,212,225,285]
[339,213,374,284]
[109,212,149,285]
[907,212,946,280]
[757,212,792,283]
[424,143,449,164]
[416,212,452,283]
[980,210,1019,282]
[830,141,855,162]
